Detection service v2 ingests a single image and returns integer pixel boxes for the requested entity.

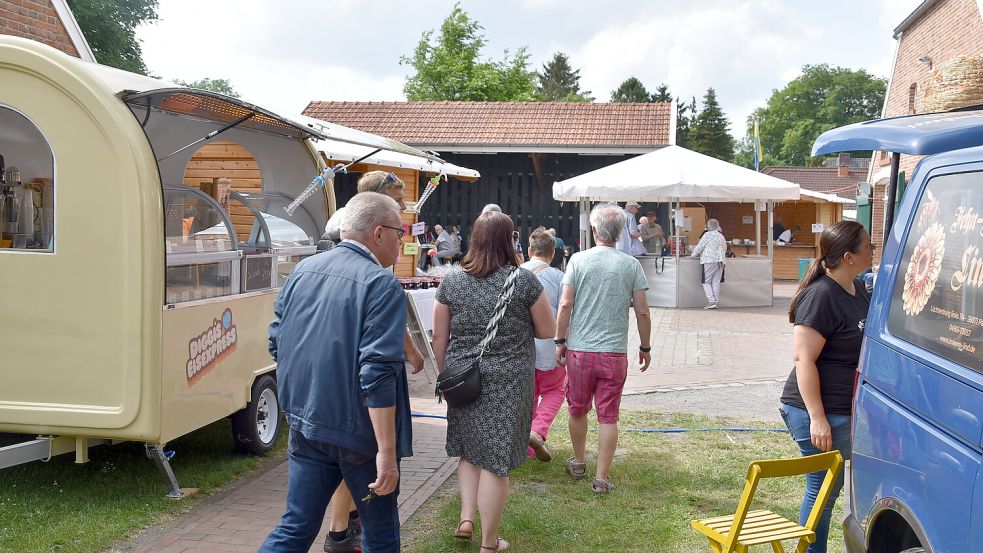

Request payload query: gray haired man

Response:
[554,202,652,494]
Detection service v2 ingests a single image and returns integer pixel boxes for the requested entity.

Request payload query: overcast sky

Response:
[137,0,923,139]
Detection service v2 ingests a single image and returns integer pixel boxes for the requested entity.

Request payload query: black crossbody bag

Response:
[435,268,519,408]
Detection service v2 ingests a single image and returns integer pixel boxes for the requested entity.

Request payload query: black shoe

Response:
[323,526,361,553]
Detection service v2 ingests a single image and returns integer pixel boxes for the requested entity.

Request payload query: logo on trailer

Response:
[186,308,238,386]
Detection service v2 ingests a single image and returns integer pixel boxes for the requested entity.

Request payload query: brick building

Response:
[868,0,983,261]
[0,0,93,60]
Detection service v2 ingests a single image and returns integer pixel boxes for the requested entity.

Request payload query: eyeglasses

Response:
[375,172,397,193]
[380,224,405,239]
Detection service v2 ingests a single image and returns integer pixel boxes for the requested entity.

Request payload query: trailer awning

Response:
[83,63,441,161]
[316,140,480,181]
[813,109,983,156]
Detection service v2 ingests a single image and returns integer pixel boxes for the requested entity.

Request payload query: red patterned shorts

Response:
[565,350,628,424]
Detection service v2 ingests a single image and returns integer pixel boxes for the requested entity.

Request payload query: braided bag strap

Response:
[477,268,520,359]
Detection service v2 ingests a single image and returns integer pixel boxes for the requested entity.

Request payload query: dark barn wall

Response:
[330,151,672,252]
[416,152,637,249]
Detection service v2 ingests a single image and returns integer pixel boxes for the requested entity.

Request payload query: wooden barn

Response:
[302,101,674,250]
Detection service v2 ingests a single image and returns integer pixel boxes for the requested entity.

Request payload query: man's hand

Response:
[638,350,651,372]
[368,450,400,496]
[555,344,567,366]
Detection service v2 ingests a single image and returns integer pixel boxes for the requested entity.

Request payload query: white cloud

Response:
[137,0,924,137]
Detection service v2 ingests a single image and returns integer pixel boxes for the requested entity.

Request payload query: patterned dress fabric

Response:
[436,266,544,476]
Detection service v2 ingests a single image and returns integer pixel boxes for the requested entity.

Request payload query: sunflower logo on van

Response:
[902,223,946,315]
[186,308,238,386]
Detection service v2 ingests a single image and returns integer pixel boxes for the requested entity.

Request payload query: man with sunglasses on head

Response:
[315,171,423,552]
[261,192,411,553]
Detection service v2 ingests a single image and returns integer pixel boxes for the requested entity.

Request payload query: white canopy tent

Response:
[552,145,800,253]
[552,145,804,308]
[553,145,799,202]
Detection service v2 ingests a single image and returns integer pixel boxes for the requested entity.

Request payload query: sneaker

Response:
[323,527,361,553]
[704,303,718,310]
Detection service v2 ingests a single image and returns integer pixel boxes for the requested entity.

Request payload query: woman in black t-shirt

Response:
[779,220,873,553]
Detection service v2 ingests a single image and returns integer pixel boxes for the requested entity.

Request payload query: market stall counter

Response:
[639,255,773,308]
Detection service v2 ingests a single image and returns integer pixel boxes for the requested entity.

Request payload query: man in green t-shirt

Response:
[554,203,653,494]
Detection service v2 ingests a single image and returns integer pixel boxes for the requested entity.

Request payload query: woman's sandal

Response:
[453,519,473,540]
[480,537,510,551]
[564,457,587,480]
[591,478,615,494]
[528,433,552,462]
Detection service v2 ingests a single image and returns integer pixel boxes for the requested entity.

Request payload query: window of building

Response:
[0,105,54,252]
[908,83,918,115]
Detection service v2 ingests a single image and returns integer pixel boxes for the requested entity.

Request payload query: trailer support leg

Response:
[145,443,184,499]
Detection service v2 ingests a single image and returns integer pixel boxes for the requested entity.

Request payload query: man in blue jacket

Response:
[260,192,411,553]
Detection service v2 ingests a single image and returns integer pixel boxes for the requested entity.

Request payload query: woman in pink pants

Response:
[520,228,567,461]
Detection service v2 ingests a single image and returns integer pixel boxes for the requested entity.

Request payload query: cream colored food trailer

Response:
[0,36,451,497]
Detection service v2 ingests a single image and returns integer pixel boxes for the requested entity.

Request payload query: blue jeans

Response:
[259,428,401,553]
[779,403,852,553]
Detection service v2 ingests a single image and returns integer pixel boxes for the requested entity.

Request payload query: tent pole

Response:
[674,197,681,308]
[579,196,591,250]
[755,207,762,256]
[767,201,774,259]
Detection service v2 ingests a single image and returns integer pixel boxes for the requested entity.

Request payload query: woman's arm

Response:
[792,324,831,451]
[432,301,451,374]
[529,291,557,340]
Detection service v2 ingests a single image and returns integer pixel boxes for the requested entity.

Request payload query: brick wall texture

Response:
[0,0,79,57]
[870,0,983,262]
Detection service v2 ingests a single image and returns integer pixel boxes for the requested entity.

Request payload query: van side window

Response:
[887,171,983,372]
[0,105,54,252]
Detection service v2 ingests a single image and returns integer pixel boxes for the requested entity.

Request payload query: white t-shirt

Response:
[778,229,793,244]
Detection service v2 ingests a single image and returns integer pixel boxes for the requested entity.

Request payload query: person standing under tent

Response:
[617,201,646,257]
[690,218,727,309]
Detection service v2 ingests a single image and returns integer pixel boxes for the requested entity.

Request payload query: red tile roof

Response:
[762,166,868,200]
[302,101,672,148]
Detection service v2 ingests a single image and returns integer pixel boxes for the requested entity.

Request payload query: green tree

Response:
[400,3,536,101]
[651,83,673,103]
[610,77,651,103]
[536,52,593,102]
[746,64,886,165]
[173,77,240,98]
[688,88,734,161]
[675,96,697,148]
[67,0,158,75]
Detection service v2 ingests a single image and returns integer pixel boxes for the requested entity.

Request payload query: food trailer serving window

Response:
[163,185,241,304]
[238,192,318,286]
[0,105,54,252]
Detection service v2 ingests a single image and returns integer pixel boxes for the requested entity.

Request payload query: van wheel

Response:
[231,374,280,454]
[900,548,925,553]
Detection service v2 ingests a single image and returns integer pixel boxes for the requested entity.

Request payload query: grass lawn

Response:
[0,418,285,552]
[402,410,845,553]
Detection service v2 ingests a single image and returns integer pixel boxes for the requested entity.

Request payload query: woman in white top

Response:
[690,218,728,309]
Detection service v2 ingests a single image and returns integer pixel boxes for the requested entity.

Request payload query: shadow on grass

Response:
[0,418,285,553]
[402,411,841,553]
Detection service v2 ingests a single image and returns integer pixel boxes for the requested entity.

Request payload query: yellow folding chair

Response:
[690,450,844,553]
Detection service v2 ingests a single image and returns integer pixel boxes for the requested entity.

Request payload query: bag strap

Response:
[476,268,520,359]
[531,263,550,275]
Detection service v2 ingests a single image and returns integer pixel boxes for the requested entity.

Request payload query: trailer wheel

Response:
[232,374,280,454]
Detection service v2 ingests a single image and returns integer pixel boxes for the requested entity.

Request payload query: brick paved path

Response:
[117,376,450,553]
[115,283,798,552]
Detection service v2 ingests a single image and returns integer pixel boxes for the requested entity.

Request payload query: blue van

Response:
[813,109,983,553]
